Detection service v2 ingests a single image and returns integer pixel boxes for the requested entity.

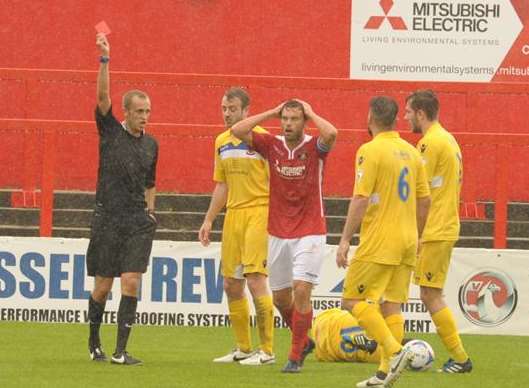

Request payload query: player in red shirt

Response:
[232,99,337,373]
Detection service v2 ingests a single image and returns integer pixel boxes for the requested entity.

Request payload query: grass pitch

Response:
[1,322,528,388]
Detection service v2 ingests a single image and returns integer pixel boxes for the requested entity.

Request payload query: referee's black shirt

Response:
[94,106,158,212]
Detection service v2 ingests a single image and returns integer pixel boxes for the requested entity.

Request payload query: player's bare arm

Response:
[199,182,228,246]
[231,103,282,144]
[296,99,337,149]
[336,195,369,268]
[96,32,111,115]
[416,196,431,238]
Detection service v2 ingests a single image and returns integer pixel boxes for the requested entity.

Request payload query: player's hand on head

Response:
[198,221,212,247]
[336,241,350,269]
[294,99,314,118]
[272,102,285,118]
[96,33,110,56]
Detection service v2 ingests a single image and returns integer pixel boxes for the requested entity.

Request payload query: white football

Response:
[403,339,435,371]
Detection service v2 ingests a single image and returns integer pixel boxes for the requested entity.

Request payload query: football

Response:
[403,339,435,371]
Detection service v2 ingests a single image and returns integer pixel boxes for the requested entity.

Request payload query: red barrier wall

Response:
[2,118,528,202]
[2,1,351,77]
[2,70,529,201]
[1,2,529,200]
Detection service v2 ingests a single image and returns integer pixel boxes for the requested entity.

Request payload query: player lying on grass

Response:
[307,308,415,364]
[309,308,379,363]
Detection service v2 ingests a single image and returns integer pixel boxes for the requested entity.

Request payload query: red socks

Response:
[280,306,294,329]
[288,309,313,361]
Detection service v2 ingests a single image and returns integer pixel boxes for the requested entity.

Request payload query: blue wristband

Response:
[99,56,110,64]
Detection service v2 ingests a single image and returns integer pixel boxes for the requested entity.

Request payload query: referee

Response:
[86,32,159,366]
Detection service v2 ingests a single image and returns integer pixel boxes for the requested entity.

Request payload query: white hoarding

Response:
[0,237,528,335]
[350,0,526,82]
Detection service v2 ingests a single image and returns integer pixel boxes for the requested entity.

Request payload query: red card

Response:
[94,21,111,35]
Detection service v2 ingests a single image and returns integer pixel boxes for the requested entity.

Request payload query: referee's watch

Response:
[99,55,110,64]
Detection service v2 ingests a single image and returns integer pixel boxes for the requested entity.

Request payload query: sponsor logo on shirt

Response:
[393,150,411,160]
[275,160,306,178]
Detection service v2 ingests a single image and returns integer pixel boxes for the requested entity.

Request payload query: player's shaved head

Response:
[122,90,150,111]
[369,96,398,131]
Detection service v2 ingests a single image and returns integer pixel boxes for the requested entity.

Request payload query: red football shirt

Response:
[252,133,329,238]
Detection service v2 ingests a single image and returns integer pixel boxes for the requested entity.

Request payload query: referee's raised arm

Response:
[96,32,111,115]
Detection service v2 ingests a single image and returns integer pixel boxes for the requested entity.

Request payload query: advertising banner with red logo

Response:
[0,238,528,336]
[441,248,527,335]
[315,246,529,336]
[350,0,529,82]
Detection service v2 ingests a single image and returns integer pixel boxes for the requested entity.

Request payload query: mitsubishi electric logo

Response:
[364,0,407,30]
[364,1,502,32]
[350,0,524,82]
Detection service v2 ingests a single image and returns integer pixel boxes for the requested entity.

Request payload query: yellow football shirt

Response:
[353,131,430,266]
[213,126,269,209]
[417,123,462,242]
[313,308,367,362]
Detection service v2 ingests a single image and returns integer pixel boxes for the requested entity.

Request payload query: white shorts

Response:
[267,234,326,291]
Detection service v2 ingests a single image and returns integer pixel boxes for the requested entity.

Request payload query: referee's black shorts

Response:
[86,205,157,277]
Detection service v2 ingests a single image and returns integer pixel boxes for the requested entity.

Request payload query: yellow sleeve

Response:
[253,125,269,135]
[353,145,377,197]
[417,138,438,181]
[213,138,225,183]
[416,154,431,198]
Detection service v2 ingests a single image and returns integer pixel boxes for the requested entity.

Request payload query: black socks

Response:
[88,296,106,348]
[115,295,138,354]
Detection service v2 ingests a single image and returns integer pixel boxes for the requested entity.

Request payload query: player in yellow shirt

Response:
[337,96,431,387]
[312,308,380,363]
[310,308,420,365]
[405,89,472,373]
[199,88,274,365]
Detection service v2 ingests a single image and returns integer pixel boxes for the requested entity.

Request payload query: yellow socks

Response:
[352,302,401,357]
[385,313,405,345]
[228,297,251,353]
[432,307,468,363]
[379,313,405,373]
[254,295,274,355]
